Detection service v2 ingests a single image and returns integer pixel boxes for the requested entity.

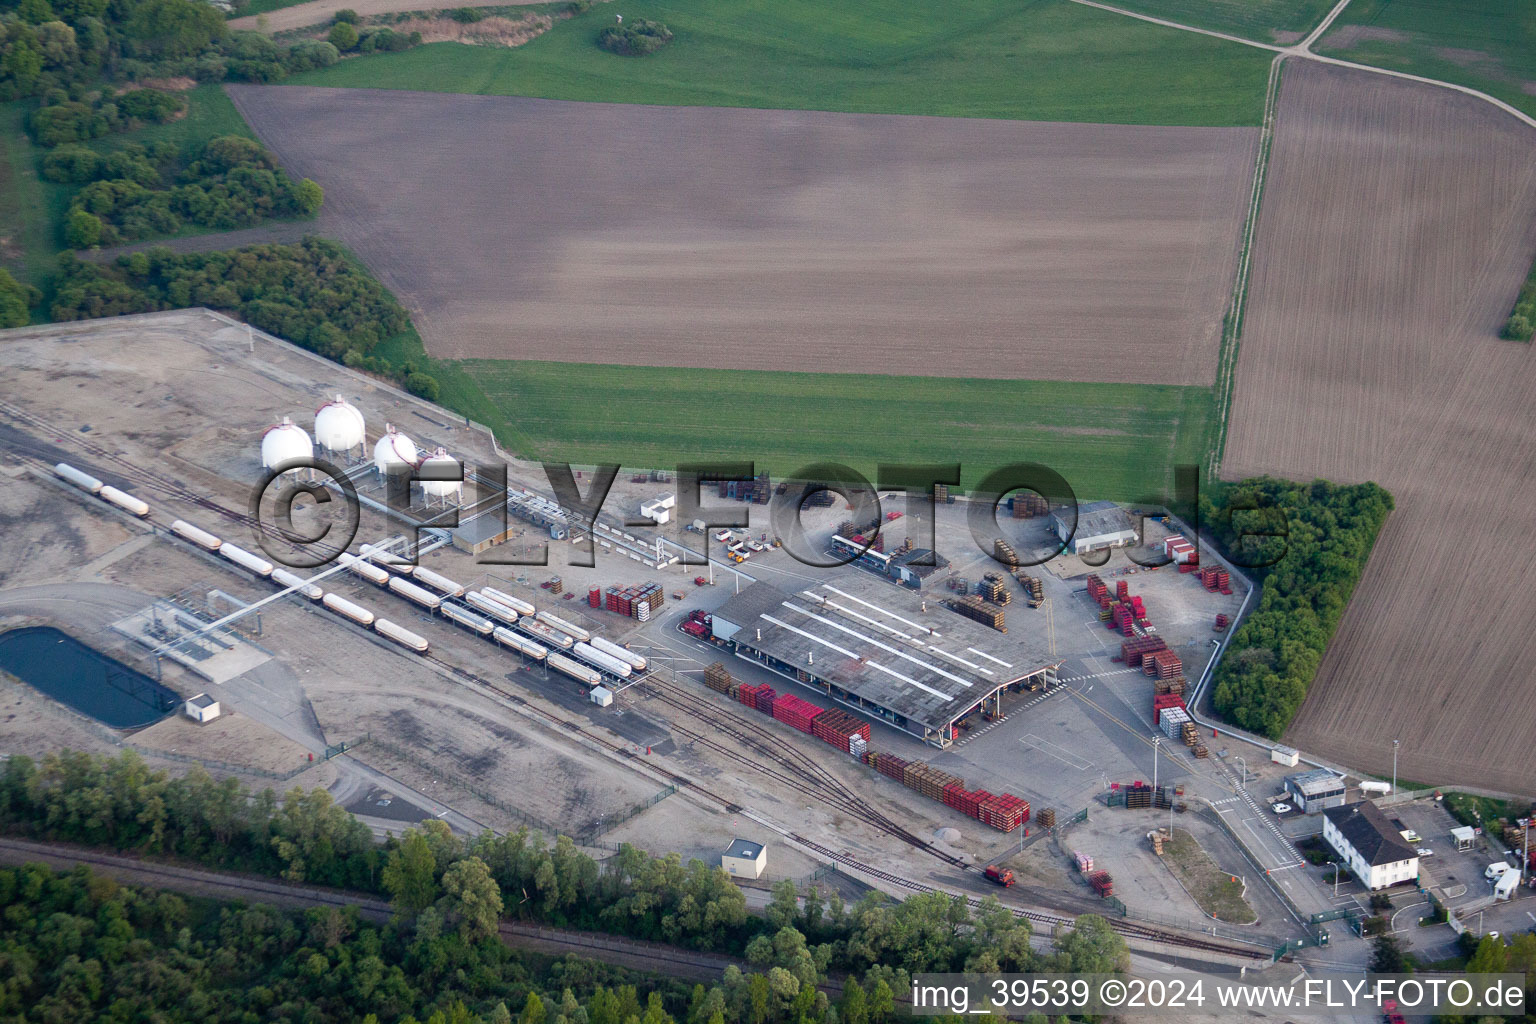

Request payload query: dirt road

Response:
[229,0,546,33]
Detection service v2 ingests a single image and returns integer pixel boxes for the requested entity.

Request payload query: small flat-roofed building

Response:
[1051,501,1138,555]
[451,514,517,555]
[1451,826,1477,852]
[184,693,221,723]
[722,838,767,879]
[1322,801,1420,890]
[1285,768,1348,814]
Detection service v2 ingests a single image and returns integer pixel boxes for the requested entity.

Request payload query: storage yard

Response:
[1222,61,1536,793]
[227,86,1257,386]
[0,308,1307,960]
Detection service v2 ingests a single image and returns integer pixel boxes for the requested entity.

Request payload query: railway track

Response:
[637,674,968,868]
[2,399,270,537]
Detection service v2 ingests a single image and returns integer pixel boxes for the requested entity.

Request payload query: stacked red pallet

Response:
[772,694,824,733]
[1120,636,1168,667]
[1178,562,1201,573]
[1121,613,1136,637]
[979,794,1030,831]
[872,752,908,781]
[737,683,765,709]
[1116,580,1129,601]
[811,709,870,749]
[1148,649,1182,680]
[1130,595,1146,619]
[1153,693,1186,724]
[943,783,989,817]
[1085,574,1110,608]
[1200,568,1231,592]
[754,686,777,714]
[588,587,601,608]
[1088,870,1114,897]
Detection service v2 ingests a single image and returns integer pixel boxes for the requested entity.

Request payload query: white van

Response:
[1485,862,1510,880]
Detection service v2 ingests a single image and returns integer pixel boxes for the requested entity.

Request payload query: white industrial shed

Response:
[1051,501,1139,555]
[184,693,221,723]
[722,838,767,879]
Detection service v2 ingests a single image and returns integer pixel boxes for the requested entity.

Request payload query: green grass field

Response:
[1101,0,1334,42]
[1316,0,1536,117]
[372,330,1212,500]
[289,0,1271,126]
[0,102,56,289]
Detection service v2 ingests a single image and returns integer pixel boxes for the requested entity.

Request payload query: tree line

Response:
[48,133,323,248]
[0,748,1129,1024]
[0,0,419,103]
[1203,476,1394,738]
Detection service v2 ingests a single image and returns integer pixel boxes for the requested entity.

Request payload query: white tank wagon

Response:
[219,542,274,578]
[518,619,574,651]
[388,576,442,611]
[375,618,429,653]
[535,610,590,644]
[99,486,150,518]
[493,626,547,661]
[54,463,103,494]
[481,588,535,617]
[339,553,390,586]
[572,642,633,679]
[547,653,602,687]
[412,567,465,597]
[441,602,494,636]
[323,592,375,627]
[171,520,222,551]
[271,567,323,601]
[589,636,646,672]
[466,592,519,625]
[360,542,413,574]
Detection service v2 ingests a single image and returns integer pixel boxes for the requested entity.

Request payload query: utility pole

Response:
[1392,739,1400,795]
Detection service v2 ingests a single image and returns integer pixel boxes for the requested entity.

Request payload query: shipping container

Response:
[171,519,222,551]
[375,618,429,653]
[53,463,103,494]
[99,485,150,518]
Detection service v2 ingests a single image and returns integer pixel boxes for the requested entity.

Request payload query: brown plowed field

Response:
[1224,60,1536,794]
[227,86,1257,385]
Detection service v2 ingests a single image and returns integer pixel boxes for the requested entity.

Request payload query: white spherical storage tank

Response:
[314,394,366,454]
[261,416,314,471]
[373,424,419,478]
[419,448,462,504]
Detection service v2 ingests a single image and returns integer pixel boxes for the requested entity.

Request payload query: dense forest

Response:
[0,0,416,102]
[0,750,1130,1000]
[47,133,323,247]
[51,236,403,353]
[1203,476,1393,738]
